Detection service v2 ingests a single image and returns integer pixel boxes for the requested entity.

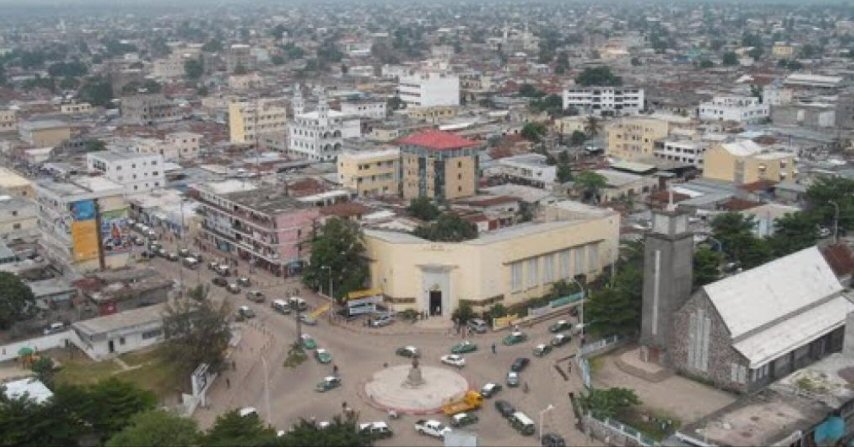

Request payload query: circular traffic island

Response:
[363,363,469,415]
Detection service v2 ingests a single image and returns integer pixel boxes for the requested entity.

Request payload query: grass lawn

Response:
[619,407,681,442]
[54,347,190,403]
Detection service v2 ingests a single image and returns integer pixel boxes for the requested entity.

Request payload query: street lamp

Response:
[570,276,587,353]
[260,355,271,425]
[538,404,555,444]
[829,201,840,244]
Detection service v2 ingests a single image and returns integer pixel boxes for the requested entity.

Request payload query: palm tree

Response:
[584,116,602,138]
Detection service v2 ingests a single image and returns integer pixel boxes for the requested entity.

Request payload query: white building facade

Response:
[699,96,769,124]
[493,153,557,189]
[86,151,165,195]
[287,89,360,161]
[340,101,387,120]
[562,86,645,116]
[654,138,709,168]
[165,131,202,159]
[398,71,461,108]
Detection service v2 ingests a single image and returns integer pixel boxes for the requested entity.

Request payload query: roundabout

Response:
[363,360,470,414]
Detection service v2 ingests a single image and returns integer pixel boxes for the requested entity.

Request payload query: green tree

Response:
[698,59,714,69]
[556,163,573,183]
[0,272,35,329]
[84,139,106,152]
[0,388,84,446]
[78,77,114,107]
[271,54,285,66]
[583,116,602,137]
[630,57,642,66]
[767,212,819,257]
[184,58,204,80]
[202,39,223,53]
[83,378,157,442]
[204,409,276,447]
[412,213,478,242]
[452,302,475,325]
[30,357,56,388]
[276,414,372,447]
[747,47,763,60]
[163,286,232,373]
[575,66,622,86]
[48,60,88,78]
[233,64,248,75]
[569,130,587,146]
[407,197,441,221]
[573,171,607,204]
[386,95,404,111]
[805,176,854,233]
[555,52,570,74]
[578,387,641,419]
[693,246,723,289]
[107,409,200,447]
[521,122,547,142]
[722,51,739,66]
[303,218,369,302]
[530,94,564,117]
[518,83,545,98]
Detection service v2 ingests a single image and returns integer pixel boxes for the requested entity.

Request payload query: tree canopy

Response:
[806,176,854,234]
[184,58,204,80]
[162,286,232,373]
[203,409,277,447]
[693,245,723,289]
[722,51,739,66]
[106,409,200,447]
[575,66,622,86]
[407,197,441,221]
[78,77,114,107]
[573,171,607,204]
[520,122,547,142]
[303,218,369,302]
[578,387,641,420]
[412,212,478,242]
[277,415,372,447]
[0,272,35,329]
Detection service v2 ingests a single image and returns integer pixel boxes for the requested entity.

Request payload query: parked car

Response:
[370,314,394,327]
[359,422,393,439]
[510,411,536,436]
[396,346,420,358]
[450,412,478,428]
[314,348,333,364]
[511,357,530,372]
[451,340,477,354]
[166,252,179,262]
[178,248,190,258]
[301,334,317,350]
[226,283,241,294]
[238,306,256,319]
[480,382,502,398]
[506,371,520,387]
[300,314,318,326]
[541,433,567,447]
[440,354,466,368]
[315,376,341,392]
[494,400,516,418]
[211,277,228,287]
[550,333,571,347]
[549,320,572,333]
[246,290,265,303]
[414,419,451,438]
[43,322,65,335]
[502,331,528,346]
[237,276,251,287]
[466,318,489,333]
[533,344,553,357]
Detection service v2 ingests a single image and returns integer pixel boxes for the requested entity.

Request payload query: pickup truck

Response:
[414,419,451,438]
[441,390,483,416]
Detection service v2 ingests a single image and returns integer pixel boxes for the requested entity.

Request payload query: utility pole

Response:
[261,355,271,425]
[830,201,840,244]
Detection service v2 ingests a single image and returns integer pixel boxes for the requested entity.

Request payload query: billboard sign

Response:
[100,208,132,256]
[71,200,95,221]
[71,220,98,261]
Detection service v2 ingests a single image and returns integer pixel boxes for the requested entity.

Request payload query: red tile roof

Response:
[397,130,480,152]
[822,244,854,277]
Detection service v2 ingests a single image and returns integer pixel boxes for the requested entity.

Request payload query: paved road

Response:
[144,232,593,446]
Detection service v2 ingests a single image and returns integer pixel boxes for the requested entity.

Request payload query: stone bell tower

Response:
[639,206,694,364]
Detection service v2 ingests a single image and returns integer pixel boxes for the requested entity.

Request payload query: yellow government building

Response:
[364,201,620,318]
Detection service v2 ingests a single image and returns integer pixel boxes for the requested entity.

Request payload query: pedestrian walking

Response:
[491,343,496,354]
[232,360,236,370]
[226,378,230,389]
[567,361,572,373]
[333,364,339,375]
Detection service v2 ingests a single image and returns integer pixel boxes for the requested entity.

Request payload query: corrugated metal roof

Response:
[704,247,843,339]
[396,130,480,151]
[733,295,854,368]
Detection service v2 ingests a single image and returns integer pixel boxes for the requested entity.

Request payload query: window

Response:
[119,337,126,345]
[511,262,523,292]
[588,244,599,272]
[688,309,711,372]
[142,329,162,339]
[12,223,20,230]
[574,247,585,276]
[526,258,539,288]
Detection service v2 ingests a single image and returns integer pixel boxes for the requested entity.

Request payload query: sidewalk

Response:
[193,323,273,429]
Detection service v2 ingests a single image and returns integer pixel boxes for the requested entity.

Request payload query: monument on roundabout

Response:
[364,353,469,414]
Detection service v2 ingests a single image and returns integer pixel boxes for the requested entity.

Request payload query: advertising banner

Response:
[71,200,95,221]
[100,208,132,256]
[71,220,98,261]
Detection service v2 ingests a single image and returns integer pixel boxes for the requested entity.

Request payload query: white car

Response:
[239,407,258,417]
[440,354,466,368]
[415,419,452,438]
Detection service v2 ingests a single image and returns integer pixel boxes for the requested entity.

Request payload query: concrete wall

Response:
[0,331,79,362]
[273,208,319,262]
